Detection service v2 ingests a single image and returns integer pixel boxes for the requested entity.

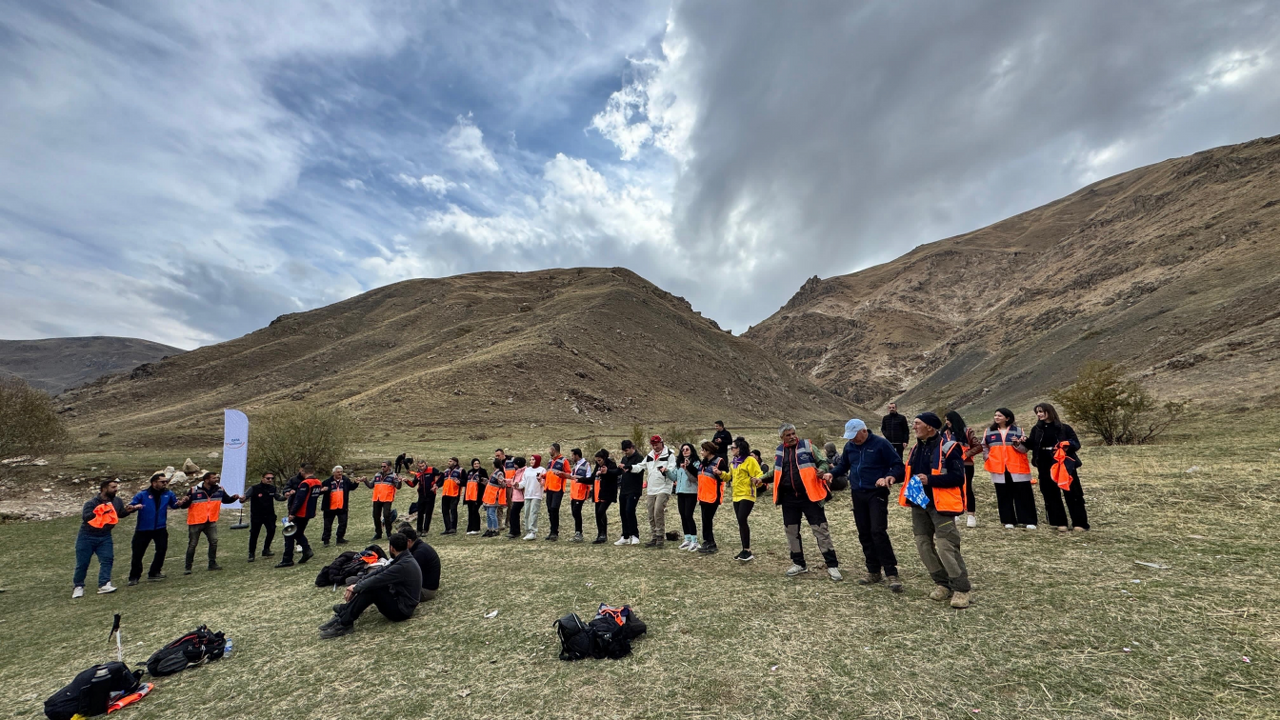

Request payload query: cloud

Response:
[341,178,367,191]
[445,114,501,174]
[394,173,457,196]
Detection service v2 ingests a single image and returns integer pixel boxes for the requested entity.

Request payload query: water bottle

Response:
[224,638,233,657]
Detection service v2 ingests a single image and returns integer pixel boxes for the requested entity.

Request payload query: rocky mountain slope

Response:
[0,337,183,395]
[746,134,1280,415]
[63,268,860,445]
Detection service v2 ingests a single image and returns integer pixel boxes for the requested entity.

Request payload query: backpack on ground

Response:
[315,551,360,587]
[553,613,593,661]
[589,604,646,660]
[44,661,142,720]
[145,626,226,677]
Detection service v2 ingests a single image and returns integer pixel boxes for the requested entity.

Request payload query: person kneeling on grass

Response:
[319,532,422,639]
[397,524,441,601]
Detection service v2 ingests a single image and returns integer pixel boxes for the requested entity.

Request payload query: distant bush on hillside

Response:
[1051,362,1186,445]
[629,423,648,450]
[659,426,700,449]
[247,403,356,481]
[0,376,73,458]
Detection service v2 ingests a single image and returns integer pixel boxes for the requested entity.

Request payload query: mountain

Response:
[0,337,183,395]
[62,268,860,444]
[746,134,1280,415]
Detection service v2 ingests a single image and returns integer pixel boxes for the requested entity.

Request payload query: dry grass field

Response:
[2,419,1277,719]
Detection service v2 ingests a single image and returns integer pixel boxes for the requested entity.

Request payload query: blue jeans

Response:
[74,532,114,588]
[485,506,498,531]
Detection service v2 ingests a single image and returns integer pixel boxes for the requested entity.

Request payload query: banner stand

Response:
[220,409,249,528]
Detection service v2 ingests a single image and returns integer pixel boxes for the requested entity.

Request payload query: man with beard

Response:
[127,471,181,585]
[72,479,142,598]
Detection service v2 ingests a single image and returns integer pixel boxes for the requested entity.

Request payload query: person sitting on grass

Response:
[319,532,422,639]
[397,524,441,600]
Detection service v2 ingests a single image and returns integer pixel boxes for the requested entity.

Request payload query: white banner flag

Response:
[219,409,249,509]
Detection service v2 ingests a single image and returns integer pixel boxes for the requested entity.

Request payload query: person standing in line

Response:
[568,448,592,542]
[638,435,675,548]
[720,437,765,562]
[616,440,645,546]
[591,449,620,544]
[181,472,241,575]
[982,408,1037,529]
[481,459,505,537]
[494,449,516,532]
[1027,402,1090,532]
[246,471,284,562]
[825,419,905,592]
[712,421,733,466]
[695,442,724,555]
[508,456,529,540]
[774,424,841,581]
[894,412,972,608]
[127,471,180,585]
[321,466,358,546]
[277,467,324,568]
[521,454,546,541]
[544,444,571,541]
[943,412,983,529]
[406,460,441,534]
[72,479,142,598]
[438,458,463,535]
[672,443,701,551]
[881,402,910,459]
[363,461,401,540]
[464,458,486,535]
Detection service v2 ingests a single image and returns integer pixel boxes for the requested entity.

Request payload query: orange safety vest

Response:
[697,457,723,504]
[327,479,345,510]
[772,440,827,503]
[900,439,965,514]
[186,486,225,525]
[983,427,1031,475]
[465,473,481,502]
[482,481,500,505]
[372,475,398,503]
[441,469,462,497]
[544,457,569,493]
[87,501,119,529]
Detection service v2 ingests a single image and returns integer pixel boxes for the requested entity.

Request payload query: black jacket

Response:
[323,476,359,512]
[408,540,441,592]
[712,430,733,460]
[246,482,284,519]
[905,433,966,515]
[880,413,910,445]
[618,451,645,495]
[1027,422,1081,471]
[593,460,620,503]
[355,551,422,615]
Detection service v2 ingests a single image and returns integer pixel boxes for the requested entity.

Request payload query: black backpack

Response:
[44,662,141,720]
[315,551,360,587]
[588,605,646,660]
[553,614,593,661]
[145,626,226,677]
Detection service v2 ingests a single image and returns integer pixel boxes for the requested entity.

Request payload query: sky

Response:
[1,0,1278,349]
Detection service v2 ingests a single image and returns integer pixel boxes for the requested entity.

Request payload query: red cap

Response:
[649,435,663,444]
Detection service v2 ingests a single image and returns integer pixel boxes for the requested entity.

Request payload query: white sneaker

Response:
[523,533,536,541]
[1025,524,1037,530]
[785,564,809,577]
[1004,524,1015,529]
[72,586,84,599]
[966,514,977,528]
[688,542,701,552]
[614,537,629,546]
[629,536,641,545]
[677,539,691,550]
[827,567,843,582]
[97,583,117,594]
[467,531,479,536]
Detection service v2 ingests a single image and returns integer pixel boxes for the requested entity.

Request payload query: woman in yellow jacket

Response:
[719,436,766,562]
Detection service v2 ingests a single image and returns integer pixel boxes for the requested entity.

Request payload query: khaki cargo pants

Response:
[911,504,970,592]
[646,492,669,541]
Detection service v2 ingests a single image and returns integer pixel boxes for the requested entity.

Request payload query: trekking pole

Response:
[109,613,124,663]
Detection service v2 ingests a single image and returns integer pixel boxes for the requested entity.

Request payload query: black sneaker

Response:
[571,532,584,543]
[371,535,382,541]
[208,563,223,571]
[318,615,343,631]
[697,543,719,555]
[298,550,314,564]
[546,533,558,542]
[127,578,139,586]
[147,574,165,581]
[319,623,354,639]
[335,539,349,545]
[261,550,275,557]
[275,560,294,568]
[183,567,192,575]
[735,550,755,562]
[322,540,330,547]
[248,555,256,563]
[592,536,607,544]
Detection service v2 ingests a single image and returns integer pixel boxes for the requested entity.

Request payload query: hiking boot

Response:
[886,575,904,593]
[827,567,844,582]
[858,572,883,586]
[318,615,343,631]
[72,586,84,599]
[275,560,295,568]
[735,550,755,562]
[929,585,952,602]
[571,532,584,543]
[644,539,660,548]
[966,514,977,528]
[147,574,165,581]
[127,578,139,587]
[261,550,275,557]
[183,566,193,575]
[950,591,971,609]
[785,564,809,577]
[208,563,223,571]
[319,623,354,639]
[298,550,314,564]
[98,583,117,594]
[697,542,718,555]
[592,536,607,544]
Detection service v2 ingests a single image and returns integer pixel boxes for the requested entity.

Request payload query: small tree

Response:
[0,377,73,458]
[247,403,357,482]
[629,423,648,450]
[1051,362,1186,445]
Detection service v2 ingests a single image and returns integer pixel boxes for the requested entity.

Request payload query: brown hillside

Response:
[63,268,860,446]
[0,337,183,395]
[746,134,1280,415]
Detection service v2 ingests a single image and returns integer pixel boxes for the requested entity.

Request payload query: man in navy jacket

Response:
[825,419,905,592]
[128,471,181,585]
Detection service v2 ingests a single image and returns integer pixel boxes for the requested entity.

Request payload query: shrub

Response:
[0,377,73,458]
[659,426,700,449]
[247,403,357,481]
[1050,362,1186,445]
[629,423,647,450]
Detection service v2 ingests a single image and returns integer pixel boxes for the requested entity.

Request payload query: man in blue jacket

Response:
[825,419,906,592]
[127,471,181,586]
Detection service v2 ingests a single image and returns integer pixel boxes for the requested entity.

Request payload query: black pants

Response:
[851,487,897,576]
[335,586,414,627]
[781,499,838,568]
[545,491,563,535]
[891,443,905,459]
[733,500,754,550]
[465,500,481,533]
[322,510,348,543]
[372,501,394,538]
[509,501,524,537]
[700,501,718,545]
[964,465,976,513]
[677,493,698,536]
[594,500,612,538]
[416,492,437,534]
[1037,468,1089,529]
[619,492,640,539]
[441,495,459,533]
[571,499,585,533]
[249,514,276,555]
[129,528,168,581]
[994,476,1038,525]
[284,517,311,562]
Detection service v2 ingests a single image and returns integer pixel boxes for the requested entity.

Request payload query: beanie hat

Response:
[916,411,943,430]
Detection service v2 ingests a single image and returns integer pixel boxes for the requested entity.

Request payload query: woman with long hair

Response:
[982,407,1037,529]
[671,443,701,551]
[943,411,983,528]
[696,441,724,555]
[590,449,620,544]
[719,436,764,562]
[1027,402,1089,531]
[463,458,485,535]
